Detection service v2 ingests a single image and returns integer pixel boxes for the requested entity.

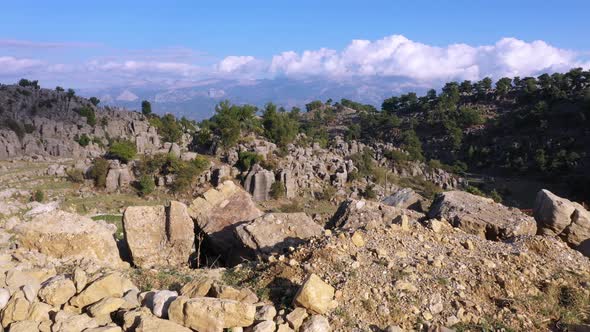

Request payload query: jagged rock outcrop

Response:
[330,199,422,231]
[534,189,590,255]
[13,210,124,267]
[123,201,194,268]
[428,191,537,240]
[188,181,264,265]
[105,160,133,192]
[235,213,324,257]
[0,84,162,159]
[381,187,426,211]
[243,164,275,201]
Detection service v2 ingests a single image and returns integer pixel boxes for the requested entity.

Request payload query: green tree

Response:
[262,103,299,146]
[402,130,424,161]
[89,97,100,106]
[141,100,152,116]
[305,100,324,112]
[158,114,183,143]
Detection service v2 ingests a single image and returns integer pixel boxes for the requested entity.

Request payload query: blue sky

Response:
[1,0,589,89]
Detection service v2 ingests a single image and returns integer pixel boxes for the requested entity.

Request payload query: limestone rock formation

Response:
[243,164,275,201]
[330,199,422,231]
[168,296,256,331]
[235,213,324,257]
[381,187,425,211]
[428,191,537,240]
[188,181,263,265]
[105,161,133,193]
[123,201,194,268]
[534,189,590,253]
[13,210,123,267]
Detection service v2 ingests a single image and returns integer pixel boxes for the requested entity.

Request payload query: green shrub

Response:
[76,107,97,126]
[23,124,36,134]
[170,156,209,193]
[270,181,286,199]
[66,169,85,183]
[76,134,91,147]
[2,119,25,141]
[89,158,109,188]
[32,189,45,202]
[236,151,262,172]
[466,185,485,197]
[137,175,156,196]
[108,140,137,163]
[384,149,409,163]
[490,190,503,203]
[363,185,377,199]
[317,186,337,201]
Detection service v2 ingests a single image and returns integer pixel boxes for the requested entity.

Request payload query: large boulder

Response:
[428,191,536,240]
[105,162,133,193]
[243,164,275,201]
[329,199,422,231]
[381,188,425,211]
[168,296,256,331]
[13,210,124,267]
[235,213,323,257]
[123,201,194,268]
[534,189,590,250]
[188,181,263,265]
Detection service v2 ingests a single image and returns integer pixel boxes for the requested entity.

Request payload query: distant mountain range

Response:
[79,77,429,120]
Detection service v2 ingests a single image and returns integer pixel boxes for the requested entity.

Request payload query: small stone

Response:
[253,320,276,332]
[351,231,365,247]
[293,274,335,314]
[286,307,308,330]
[300,315,330,332]
[255,305,277,322]
[423,311,433,320]
[462,240,475,250]
[74,268,87,293]
[179,278,213,298]
[394,214,410,231]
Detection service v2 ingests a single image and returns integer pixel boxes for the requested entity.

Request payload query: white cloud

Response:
[0,56,44,75]
[266,35,586,82]
[0,35,587,89]
[116,89,139,101]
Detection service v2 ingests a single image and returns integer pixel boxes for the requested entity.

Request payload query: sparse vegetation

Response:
[107,140,137,163]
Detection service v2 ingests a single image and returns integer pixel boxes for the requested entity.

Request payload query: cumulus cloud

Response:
[266,35,586,82]
[0,35,587,89]
[0,56,44,76]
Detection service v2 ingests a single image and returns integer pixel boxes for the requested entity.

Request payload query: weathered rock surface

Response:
[70,273,135,308]
[168,296,256,331]
[428,191,537,240]
[235,213,324,257]
[13,210,123,266]
[293,274,336,315]
[123,201,194,268]
[381,187,425,211]
[244,164,275,201]
[534,189,590,253]
[188,181,263,265]
[38,275,76,306]
[330,199,422,231]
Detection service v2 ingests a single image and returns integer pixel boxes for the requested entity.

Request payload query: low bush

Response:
[66,169,85,183]
[270,181,286,199]
[32,189,45,202]
[89,158,109,188]
[137,175,156,196]
[236,151,262,172]
[108,140,137,163]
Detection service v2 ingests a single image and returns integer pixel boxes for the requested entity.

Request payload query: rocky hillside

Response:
[0,83,161,159]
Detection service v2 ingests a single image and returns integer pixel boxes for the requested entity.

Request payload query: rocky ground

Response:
[0,159,588,332]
